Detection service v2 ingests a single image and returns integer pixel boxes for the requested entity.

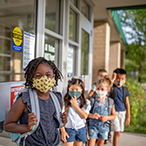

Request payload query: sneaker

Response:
[104,140,108,145]
[108,137,112,144]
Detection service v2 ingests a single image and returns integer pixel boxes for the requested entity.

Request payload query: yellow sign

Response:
[12,27,23,46]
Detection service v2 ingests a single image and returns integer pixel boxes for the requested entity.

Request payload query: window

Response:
[45,0,61,34]
[70,0,78,7]
[69,9,77,41]
[81,29,89,75]
[67,45,77,77]
[80,0,90,20]
[0,0,35,82]
[44,35,59,65]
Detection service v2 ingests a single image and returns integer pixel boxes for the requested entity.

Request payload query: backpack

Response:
[110,84,128,104]
[9,88,63,146]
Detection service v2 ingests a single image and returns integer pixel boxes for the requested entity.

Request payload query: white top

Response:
[62,99,91,130]
[91,82,97,91]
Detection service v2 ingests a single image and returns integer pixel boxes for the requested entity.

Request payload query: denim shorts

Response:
[89,123,109,140]
[65,127,87,142]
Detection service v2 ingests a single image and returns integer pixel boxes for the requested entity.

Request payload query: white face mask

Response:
[96,90,107,98]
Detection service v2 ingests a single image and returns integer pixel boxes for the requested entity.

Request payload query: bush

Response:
[124,79,146,134]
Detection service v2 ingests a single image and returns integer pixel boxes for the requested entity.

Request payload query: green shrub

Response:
[124,79,146,134]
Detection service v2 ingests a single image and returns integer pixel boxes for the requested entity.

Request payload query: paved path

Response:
[105,132,146,146]
[0,131,146,146]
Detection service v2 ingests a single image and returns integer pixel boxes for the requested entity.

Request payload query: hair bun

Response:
[97,75,113,88]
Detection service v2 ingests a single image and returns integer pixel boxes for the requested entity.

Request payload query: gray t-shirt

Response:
[19,91,62,146]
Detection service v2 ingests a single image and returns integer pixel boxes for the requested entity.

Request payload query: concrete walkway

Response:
[105,132,146,146]
[0,131,146,146]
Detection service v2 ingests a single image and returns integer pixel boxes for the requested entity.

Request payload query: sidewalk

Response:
[105,132,146,146]
[0,131,146,146]
[0,131,16,146]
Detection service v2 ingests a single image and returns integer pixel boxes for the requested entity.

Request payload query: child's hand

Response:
[27,113,38,131]
[100,115,108,122]
[125,117,130,126]
[60,127,69,143]
[111,72,117,83]
[93,113,101,119]
[62,112,68,126]
[70,97,77,108]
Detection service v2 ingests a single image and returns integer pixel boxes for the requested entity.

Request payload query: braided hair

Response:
[64,78,87,108]
[24,57,63,87]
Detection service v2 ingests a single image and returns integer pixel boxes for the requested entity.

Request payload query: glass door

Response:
[81,29,89,75]
[0,0,35,82]
[80,1,93,93]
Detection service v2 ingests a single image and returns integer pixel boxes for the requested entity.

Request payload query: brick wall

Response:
[109,42,121,76]
[92,21,110,83]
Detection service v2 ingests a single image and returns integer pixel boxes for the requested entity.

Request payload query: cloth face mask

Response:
[114,80,125,86]
[96,90,107,98]
[69,91,81,99]
[32,76,56,93]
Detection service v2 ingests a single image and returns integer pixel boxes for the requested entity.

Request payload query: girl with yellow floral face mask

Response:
[4,57,68,146]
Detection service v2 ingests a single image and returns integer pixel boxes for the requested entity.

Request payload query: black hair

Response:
[64,78,87,108]
[113,68,126,75]
[97,69,107,75]
[24,57,63,87]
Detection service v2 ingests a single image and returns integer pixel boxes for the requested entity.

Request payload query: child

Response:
[111,68,130,146]
[63,78,91,146]
[3,57,68,146]
[87,69,108,99]
[88,75,116,146]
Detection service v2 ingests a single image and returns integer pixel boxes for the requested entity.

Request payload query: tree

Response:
[118,9,146,82]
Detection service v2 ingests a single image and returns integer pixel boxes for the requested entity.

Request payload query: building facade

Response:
[0,0,94,122]
[1,0,146,124]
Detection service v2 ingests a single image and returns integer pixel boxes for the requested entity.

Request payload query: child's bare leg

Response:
[64,142,74,146]
[88,138,96,146]
[97,139,104,146]
[113,131,121,146]
[74,141,82,146]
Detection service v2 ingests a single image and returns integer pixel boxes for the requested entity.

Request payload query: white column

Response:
[35,0,46,57]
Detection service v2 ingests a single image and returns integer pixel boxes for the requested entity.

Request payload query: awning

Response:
[111,10,127,45]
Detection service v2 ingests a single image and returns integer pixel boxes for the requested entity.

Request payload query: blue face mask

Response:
[69,91,81,99]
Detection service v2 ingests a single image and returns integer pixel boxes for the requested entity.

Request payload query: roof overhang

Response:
[92,0,146,45]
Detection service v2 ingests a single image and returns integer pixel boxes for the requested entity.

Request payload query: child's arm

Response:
[86,90,94,99]
[125,96,130,126]
[70,97,88,119]
[88,113,101,119]
[60,126,69,142]
[3,96,37,133]
[100,104,116,122]
[111,72,117,83]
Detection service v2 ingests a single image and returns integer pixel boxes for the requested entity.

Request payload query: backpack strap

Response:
[122,86,128,104]
[89,92,96,113]
[108,98,114,116]
[110,85,117,100]
[21,88,40,146]
[49,92,64,128]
